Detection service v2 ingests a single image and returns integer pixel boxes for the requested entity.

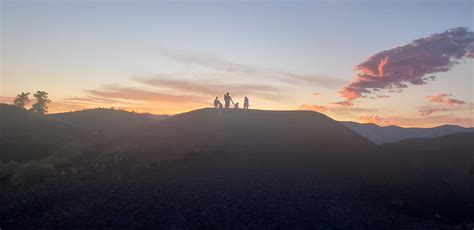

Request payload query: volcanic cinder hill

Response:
[0,104,472,228]
[124,108,378,164]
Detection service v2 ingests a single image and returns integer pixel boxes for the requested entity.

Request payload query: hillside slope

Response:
[125,108,378,165]
[0,104,90,162]
[48,108,168,137]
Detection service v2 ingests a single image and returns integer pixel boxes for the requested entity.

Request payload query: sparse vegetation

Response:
[30,91,51,115]
[13,92,30,108]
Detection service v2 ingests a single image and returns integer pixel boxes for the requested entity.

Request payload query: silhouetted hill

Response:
[342,121,474,144]
[0,107,471,228]
[126,108,377,165]
[0,103,90,162]
[48,108,168,137]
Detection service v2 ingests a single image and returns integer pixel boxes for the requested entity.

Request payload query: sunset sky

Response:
[1,0,473,127]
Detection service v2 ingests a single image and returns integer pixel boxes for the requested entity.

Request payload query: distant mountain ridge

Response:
[342,121,474,144]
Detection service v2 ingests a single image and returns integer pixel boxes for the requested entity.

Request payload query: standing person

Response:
[244,96,249,109]
[213,97,219,108]
[234,102,239,109]
[224,92,234,109]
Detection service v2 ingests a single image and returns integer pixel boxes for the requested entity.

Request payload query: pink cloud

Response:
[339,27,474,103]
[425,93,465,105]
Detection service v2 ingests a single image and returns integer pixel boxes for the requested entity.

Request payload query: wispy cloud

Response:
[133,76,282,100]
[339,27,474,104]
[66,96,124,104]
[425,93,465,105]
[298,104,328,112]
[161,49,345,88]
[85,84,209,105]
[417,108,449,116]
[298,103,376,116]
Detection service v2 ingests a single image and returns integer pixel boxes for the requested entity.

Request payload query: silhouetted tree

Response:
[30,91,51,115]
[13,92,30,108]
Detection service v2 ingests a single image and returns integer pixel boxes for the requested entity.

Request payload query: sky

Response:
[1,0,473,127]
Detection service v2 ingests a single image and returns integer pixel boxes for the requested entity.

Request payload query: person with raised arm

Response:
[224,92,234,109]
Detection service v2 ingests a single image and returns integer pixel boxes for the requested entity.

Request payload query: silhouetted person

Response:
[213,97,219,108]
[244,96,249,109]
[218,101,223,109]
[234,102,239,109]
[224,92,234,109]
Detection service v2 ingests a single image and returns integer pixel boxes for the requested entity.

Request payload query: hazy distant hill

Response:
[0,104,90,162]
[342,121,474,144]
[48,108,168,137]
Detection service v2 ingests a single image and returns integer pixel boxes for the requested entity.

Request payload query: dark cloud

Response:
[369,95,390,99]
[340,27,474,102]
[417,108,449,116]
[330,101,354,106]
[447,98,466,105]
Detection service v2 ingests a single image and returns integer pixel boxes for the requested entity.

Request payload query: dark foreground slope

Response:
[0,107,471,228]
[342,121,474,144]
[375,134,474,224]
